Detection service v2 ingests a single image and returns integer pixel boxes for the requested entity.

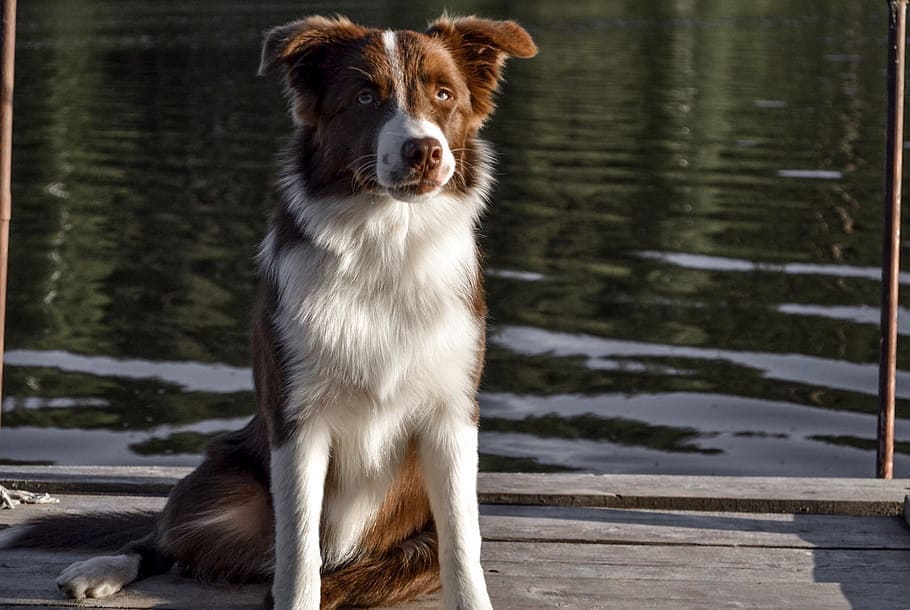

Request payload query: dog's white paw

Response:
[56,554,139,600]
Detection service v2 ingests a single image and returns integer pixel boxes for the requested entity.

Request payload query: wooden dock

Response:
[1,467,910,608]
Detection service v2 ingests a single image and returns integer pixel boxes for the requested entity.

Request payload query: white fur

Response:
[318,399,410,566]
[420,413,492,610]
[270,422,331,610]
[56,554,140,600]
[382,30,406,108]
[273,197,482,407]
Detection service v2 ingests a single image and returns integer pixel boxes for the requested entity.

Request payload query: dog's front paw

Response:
[56,554,139,599]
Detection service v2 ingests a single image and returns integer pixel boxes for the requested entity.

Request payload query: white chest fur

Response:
[264,192,484,566]
[270,193,483,409]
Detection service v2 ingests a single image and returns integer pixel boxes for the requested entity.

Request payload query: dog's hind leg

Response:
[146,419,274,584]
[158,469,274,584]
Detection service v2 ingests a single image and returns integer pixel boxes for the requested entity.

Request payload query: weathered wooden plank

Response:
[0,549,265,609]
[479,577,895,610]
[397,579,858,610]
[5,495,909,550]
[2,470,910,609]
[477,542,910,584]
[479,472,910,516]
[474,543,910,608]
[3,468,909,515]
[0,495,164,527]
[480,504,910,549]
[5,544,910,609]
[0,466,187,497]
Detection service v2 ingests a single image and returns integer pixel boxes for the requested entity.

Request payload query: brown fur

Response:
[320,532,440,609]
[251,279,296,446]
[361,442,433,554]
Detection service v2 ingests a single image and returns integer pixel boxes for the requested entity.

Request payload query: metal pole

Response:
[0,0,16,429]
[879,0,908,479]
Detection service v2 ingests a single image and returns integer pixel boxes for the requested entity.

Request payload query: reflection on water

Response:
[5,349,252,393]
[1,0,908,477]
[639,250,910,283]
[493,325,910,400]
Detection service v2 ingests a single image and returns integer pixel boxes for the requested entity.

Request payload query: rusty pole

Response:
[0,0,16,429]
[879,0,908,479]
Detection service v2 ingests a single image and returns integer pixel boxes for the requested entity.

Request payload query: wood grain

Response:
[2,471,910,608]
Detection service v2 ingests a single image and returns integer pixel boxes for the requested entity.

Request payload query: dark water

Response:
[1,0,908,477]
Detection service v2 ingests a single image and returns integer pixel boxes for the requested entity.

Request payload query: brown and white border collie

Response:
[0,13,536,610]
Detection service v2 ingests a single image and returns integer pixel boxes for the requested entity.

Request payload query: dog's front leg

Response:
[419,409,492,610]
[270,420,331,610]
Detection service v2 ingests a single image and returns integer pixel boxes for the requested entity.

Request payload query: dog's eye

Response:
[356,91,375,105]
[435,88,453,102]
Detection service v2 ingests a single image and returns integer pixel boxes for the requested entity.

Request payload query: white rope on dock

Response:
[0,485,58,509]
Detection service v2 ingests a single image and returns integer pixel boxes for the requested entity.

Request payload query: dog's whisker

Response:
[453,170,470,190]
[347,155,378,172]
[350,158,379,192]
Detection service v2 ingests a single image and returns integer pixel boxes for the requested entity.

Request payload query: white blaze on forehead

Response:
[382,30,406,107]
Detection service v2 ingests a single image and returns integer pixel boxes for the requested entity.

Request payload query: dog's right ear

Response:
[257,15,365,77]
[258,15,367,124]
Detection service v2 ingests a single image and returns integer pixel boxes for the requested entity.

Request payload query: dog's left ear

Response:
[426,16,537,124]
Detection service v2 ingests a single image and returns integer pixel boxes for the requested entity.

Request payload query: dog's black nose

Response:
[401,137,443,171]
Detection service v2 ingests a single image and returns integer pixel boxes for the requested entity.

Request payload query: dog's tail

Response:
[0,511,157,551]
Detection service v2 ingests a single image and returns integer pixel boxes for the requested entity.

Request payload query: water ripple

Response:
[4,350,253,394]
[639,251,910,283]
[493,325,907,399]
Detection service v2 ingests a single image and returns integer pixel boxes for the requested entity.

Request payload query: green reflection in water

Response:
[129,430,228,456]
[128,430,577,473]
[809,435,910,455]
[3,366,253,431]
[482,414,721,454]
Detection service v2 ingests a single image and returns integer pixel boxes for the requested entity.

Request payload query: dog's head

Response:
[259,15,536,202]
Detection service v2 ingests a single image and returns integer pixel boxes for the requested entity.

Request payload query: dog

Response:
[0,14,536,609]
